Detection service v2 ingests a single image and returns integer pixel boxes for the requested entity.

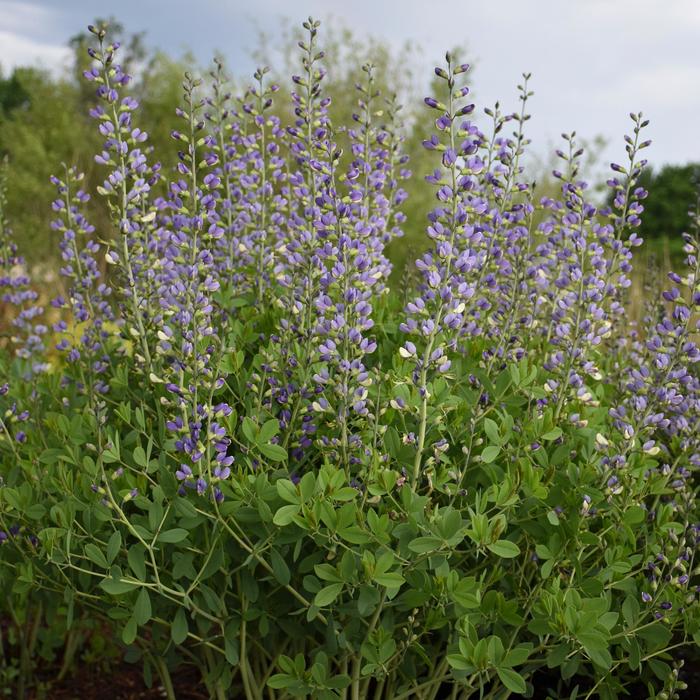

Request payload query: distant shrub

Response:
[609,163,700,243]
[0,18,698,700]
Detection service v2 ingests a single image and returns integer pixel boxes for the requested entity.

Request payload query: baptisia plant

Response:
[0,18,698,700]
[0,158,46,368]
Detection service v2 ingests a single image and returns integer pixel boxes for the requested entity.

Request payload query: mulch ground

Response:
[27,662,209,700]
[23,656,700,700]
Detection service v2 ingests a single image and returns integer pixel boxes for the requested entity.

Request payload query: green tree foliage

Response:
[629,163,700,239]
[0,66,96,261]
[0,70,30,112]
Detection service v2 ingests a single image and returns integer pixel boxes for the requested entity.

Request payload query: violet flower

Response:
[50,166,114,395]
[0,158,46,369]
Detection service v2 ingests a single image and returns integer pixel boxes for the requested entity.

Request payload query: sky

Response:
[1,0,699,171]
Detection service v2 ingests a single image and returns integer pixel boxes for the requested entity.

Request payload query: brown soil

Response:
[25,662,209,700]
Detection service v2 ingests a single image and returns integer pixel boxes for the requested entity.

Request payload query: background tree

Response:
[629,163,700,239]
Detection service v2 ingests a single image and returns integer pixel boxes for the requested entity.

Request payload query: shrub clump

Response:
[0,18,698,700]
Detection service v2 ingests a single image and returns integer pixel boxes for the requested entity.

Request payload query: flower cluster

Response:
[399,55,488,481]
[84,25,162,370]
[0,158,45,366]
[259,20,410,465]
[533,118,650,421]
[50,167,113,393]
[227,65,285,302]
[156,75,234,501]
[605,219,699,501]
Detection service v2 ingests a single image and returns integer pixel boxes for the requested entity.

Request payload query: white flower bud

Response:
[595,433,609,449]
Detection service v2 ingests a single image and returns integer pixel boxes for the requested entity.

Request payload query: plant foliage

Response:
[0,18,698,700]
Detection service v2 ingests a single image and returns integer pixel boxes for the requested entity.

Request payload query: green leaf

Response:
[273,504,300,527]
[546,643,569,669]
[628,637,641,671]
[299,473,316,502]
[503,645,531,668]
[258,419,279,443]
[484,418,501,445]
[623,505,646,525]
[587,646,613,669]
[622,596,639,627]
[638,623,672,649]
[408,536,443,553]
[171,608,188,645]
[446,654,471,671]
[481,445,500,463]
[508,363,521,386]
[535,544,551,559]
[133,446,147,468]
[39,448,64,465]
[134,588,152,625]
[578,630,607,651]
[241,417,257,443]
[100,578,139,595]
[357,585,380,616]
[157,528,189,544]
[541,559,554,579]
[225,635,239,665]
[122,615,138,645]
[85,544,108,569]
[1,489,22,511]
[25,504,46,520]
[102,449,120,464]
[337,526,369,544]
[106,531,122,564]
[332,487,358,502]
[384,426,402,457]
[561,657,579,680]
[649,658,671,681]
[327,674,351,690]
[610,560,631,574]
[314,583,343,607]
[128,546,147,581]
[270,549,291,586]
[450,579,481,609]
[268,674,296,690]
[541,427,563,441]
[276,479,299,504]
[487,540,520,559]
[315,564,340,584]
[598,612,619,631]
[374,572,404,588]
[497,667,526,694]
[224,621,239,664]
[260,443,288,462]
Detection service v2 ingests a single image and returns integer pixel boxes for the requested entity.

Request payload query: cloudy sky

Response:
[1,0,699,170]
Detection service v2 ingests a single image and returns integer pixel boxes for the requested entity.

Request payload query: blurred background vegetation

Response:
[0,17,695,286]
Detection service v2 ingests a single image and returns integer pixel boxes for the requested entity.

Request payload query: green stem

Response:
[351,655,361,700]
[155,655,177,700]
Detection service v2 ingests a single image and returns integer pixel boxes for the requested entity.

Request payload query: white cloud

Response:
[0,1,71,74]
[0,0,61,36]
[0,29,71,75]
